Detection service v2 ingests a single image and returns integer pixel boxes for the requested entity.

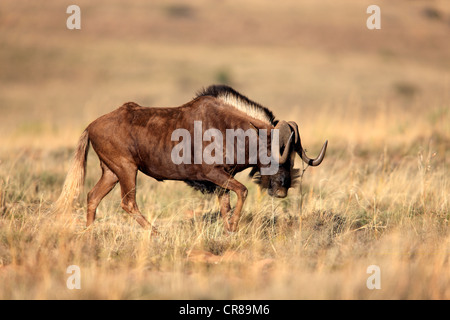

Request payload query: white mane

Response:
[216,92,273,124]
[197,85,275,125]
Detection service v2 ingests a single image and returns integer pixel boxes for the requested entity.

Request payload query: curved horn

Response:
[278,132,293,164]
[274,120,294,165]
[287,121,328,166]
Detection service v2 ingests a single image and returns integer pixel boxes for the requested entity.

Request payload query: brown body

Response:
[54,85,327,233]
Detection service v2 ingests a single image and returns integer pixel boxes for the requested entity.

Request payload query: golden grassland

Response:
[0,0,449,299]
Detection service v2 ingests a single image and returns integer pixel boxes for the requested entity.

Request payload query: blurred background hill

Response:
[1,0,449,145]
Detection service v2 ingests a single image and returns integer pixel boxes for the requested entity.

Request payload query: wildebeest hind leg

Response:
[86,162,119,227]
[116,165,158,234]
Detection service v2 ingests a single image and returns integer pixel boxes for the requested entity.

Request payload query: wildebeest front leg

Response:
[218,192,231,230]
[228,186,248,232]
[208,170,248,232]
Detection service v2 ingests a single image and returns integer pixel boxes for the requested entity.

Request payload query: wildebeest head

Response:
[251,120,328,198]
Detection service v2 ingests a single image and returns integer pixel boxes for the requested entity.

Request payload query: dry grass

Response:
[0,0,449,299]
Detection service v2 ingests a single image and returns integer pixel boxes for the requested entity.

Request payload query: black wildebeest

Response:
[54,85,327,233]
